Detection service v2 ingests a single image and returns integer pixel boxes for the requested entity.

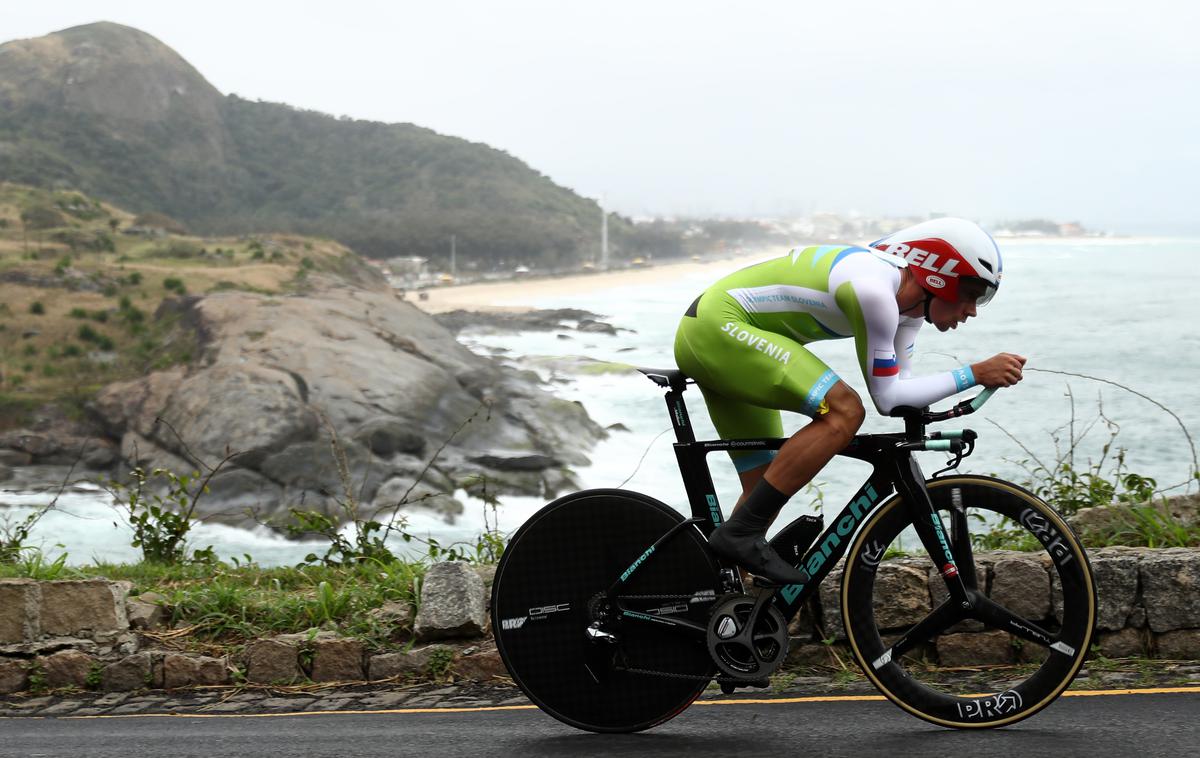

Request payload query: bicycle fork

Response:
[890,454,974,609]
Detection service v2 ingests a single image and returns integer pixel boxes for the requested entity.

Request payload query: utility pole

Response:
[600,201,609,271]
[450,234,456,279]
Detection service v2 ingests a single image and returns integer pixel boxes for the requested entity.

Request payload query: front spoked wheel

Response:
[843,475,1096,728]
[491,489,721,733]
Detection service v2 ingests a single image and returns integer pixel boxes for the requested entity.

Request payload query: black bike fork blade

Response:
[893,457,972,606]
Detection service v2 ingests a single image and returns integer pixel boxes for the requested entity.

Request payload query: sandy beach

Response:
[408,234,1141,314]
[410,247,788,313]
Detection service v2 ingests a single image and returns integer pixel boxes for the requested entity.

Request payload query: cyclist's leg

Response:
[675,301,862,581]
[691,382,783,485]
[676,296,865,498]
[764,382,864,494]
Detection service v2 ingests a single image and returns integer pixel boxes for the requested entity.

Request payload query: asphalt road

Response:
[4,689,1197,758]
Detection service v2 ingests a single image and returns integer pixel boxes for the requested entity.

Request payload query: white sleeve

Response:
[832,268,976,415]
[894,319,922,379]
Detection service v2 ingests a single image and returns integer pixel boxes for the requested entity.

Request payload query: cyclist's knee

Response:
[820,385,865,442]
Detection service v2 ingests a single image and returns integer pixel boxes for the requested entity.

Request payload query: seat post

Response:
[665,388,695,444]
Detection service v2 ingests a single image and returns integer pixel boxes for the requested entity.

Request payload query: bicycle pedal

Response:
[719,677,770,694]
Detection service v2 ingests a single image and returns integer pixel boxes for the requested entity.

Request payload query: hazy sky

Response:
[4,1,1199,232]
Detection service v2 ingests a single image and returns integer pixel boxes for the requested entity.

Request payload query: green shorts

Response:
[673,292,840,473]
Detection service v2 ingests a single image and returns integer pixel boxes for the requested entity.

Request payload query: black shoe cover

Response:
[708,526,809,585]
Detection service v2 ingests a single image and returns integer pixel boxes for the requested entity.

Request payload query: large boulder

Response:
[0,659,29,694]
[990,554,1051,622]
[39,580,128,636]
[88,286,606,529]
[937,630,1013,666]
[310,638,364,682]
[368,645,452,680]
[869,562,931,631]
[0,579,38,644]
[1089,549,1142,631]
[244,638,303,684]
[40,649,95,688]
[162,653,229,688]
[414,562,487,641]
[156,364,319,466]
[1139,548,1200,632]
[101,652,155,691]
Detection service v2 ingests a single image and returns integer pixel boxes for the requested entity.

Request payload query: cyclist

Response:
[674,217,1025,584]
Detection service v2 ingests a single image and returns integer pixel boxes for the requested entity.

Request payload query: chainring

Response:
[705,593,789,680]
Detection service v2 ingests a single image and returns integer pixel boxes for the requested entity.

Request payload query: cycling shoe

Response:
[708,526,810,585]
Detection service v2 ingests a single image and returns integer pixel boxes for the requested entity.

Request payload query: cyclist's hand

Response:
[971,353,1026,388]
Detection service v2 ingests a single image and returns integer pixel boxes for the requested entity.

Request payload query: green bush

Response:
[131,211,187,235]
[29,301,45,315]
[107,466,223,564]
[163,277,187,294]
[69,307,88,319]
[19,204,66,230]
[150,240,202,259]
[54,192,106,221]
[50,230,114,253]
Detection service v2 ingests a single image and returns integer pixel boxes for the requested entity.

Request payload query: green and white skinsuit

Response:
[674,245,977,473]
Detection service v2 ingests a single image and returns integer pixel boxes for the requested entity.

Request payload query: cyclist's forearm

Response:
[866,365,976,414]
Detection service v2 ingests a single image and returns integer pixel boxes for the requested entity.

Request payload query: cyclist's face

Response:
[929,294,978,331]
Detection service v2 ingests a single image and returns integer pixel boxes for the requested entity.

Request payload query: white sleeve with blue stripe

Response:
[839,266,977,415]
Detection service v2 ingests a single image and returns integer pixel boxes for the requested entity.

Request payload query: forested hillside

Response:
[0,22,645,268]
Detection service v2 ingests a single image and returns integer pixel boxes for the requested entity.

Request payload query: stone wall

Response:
[0,562,499,695]
[3,548,1198,696]
[792,546,1200,665]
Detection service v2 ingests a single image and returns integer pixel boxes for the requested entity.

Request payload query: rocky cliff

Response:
[5,273,604,529]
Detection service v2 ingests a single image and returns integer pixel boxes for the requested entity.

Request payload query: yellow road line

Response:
[45,685,1200,721]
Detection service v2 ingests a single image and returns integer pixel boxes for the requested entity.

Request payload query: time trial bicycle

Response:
[491,368,1096,732]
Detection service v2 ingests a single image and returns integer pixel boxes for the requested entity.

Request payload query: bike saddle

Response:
[636,367,691,392]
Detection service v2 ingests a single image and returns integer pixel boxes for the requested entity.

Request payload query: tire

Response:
[842,475,1096,728]
[491,489,722,733]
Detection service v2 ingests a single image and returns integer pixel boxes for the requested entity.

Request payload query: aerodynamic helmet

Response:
[870,218,1003,305]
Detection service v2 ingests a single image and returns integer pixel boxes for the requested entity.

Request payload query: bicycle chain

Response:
[609,594,757,683]
[614,665,765,685]
[615,594,711,601]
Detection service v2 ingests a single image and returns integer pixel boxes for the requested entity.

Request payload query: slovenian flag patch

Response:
[872,350,899,377]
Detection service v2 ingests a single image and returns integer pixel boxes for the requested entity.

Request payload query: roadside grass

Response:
[974,502,1200,552]
[0,558,435,651]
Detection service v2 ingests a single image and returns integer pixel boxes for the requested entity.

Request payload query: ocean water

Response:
[3,238,1198,565]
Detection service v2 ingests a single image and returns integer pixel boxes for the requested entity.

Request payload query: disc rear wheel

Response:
[492,489,721,733]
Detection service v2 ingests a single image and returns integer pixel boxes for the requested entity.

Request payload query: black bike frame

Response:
[619,378,975,627]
